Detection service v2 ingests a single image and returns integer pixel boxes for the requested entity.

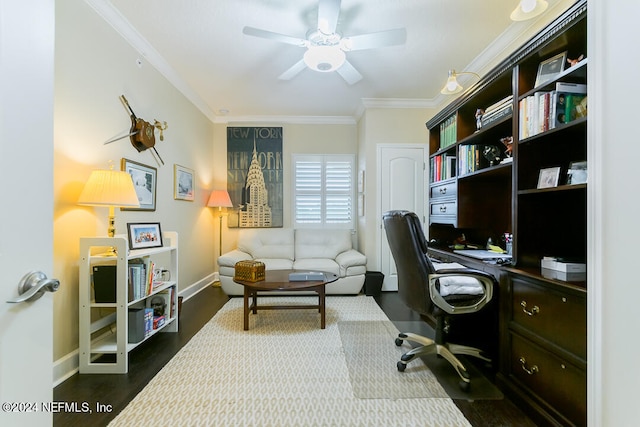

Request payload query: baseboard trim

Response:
[53,273,217,387]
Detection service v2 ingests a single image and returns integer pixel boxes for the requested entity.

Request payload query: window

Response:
[292,154,355,228]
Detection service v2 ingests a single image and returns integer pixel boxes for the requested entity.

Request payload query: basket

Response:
[233,260,266,282]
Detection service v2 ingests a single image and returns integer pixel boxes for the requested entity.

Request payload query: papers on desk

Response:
[453,249,512,261]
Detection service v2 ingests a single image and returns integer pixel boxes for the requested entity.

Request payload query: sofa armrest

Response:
[335,249,367,269]
[218,249,252,269]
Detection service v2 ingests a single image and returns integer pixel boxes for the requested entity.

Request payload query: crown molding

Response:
[213,115,356,125]
[84,0,217,122]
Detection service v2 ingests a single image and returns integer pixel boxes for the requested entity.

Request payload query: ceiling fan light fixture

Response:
[303,45,346,72]
[510,0,548,21]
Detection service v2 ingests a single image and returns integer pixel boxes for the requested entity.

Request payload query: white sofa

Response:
[218,228,367,295]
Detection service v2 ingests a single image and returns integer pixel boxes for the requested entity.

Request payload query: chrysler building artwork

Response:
[227,127,283,228]
[239,141,272,227]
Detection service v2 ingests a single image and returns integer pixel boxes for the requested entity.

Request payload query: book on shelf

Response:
[439,114,457,149]
[484,95,513,114]
[458,145,481,176]
[147,289,172,319]
[128,258,157,301]
[431,154,456,182]
[481,103,513,127]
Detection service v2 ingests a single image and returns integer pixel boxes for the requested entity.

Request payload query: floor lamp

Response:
[207,190,233,256]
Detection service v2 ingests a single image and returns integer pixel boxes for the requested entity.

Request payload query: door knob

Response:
[6,271,60,303]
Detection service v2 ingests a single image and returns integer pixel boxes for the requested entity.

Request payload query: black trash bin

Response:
[364,271,384,296]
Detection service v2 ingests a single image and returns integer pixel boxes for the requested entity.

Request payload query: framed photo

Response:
[127,222,163,250]
[537,166,561,189]
[535,51,567,87]
[174,164,194,201]
[121,158,157,211]
[567,160,587,185]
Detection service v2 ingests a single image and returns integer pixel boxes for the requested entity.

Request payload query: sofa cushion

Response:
[254,258,294,270]
[295,229,352,259]
[238,228,294,260]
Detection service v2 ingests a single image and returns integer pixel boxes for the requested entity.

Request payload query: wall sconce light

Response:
[207,190,233,256]
[77,166,140,255]
[510,0,548,21]
[440,69,480,95]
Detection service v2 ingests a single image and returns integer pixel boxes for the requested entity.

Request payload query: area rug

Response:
[108,296,471,426]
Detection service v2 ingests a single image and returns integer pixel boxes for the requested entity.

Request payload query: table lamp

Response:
[207,190,233,256]
[78,167,140,255]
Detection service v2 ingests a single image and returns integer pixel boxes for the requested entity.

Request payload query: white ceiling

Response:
[92,0,576,122]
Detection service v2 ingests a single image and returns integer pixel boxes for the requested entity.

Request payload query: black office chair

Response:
[382,210,497,390]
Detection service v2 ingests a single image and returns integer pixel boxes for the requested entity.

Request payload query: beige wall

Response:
[356,107,437,270]
[53,0,216,362]
[212,121,358,257]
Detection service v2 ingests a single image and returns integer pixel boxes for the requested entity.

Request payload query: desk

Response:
[233,269,338,331]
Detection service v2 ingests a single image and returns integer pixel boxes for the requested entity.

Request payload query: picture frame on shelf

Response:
[567,160,587,185]
[535,51,567,87]
[174,164,194,201]
[537,166,562,189]
[121,158,157,211]
[127,222,163,250]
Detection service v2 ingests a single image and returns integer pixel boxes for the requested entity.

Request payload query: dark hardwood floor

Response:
[54,286,537,426]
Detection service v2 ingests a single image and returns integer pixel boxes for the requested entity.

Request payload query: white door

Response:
[0,1,56,426]
[378,145,426,291]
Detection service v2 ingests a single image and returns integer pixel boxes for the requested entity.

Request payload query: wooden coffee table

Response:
[233,269,338,330]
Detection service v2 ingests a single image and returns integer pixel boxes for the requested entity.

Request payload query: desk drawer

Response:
[430,200,456,217]
[509,332,586,426]
[430,180,457,200]
[511,276,586,359]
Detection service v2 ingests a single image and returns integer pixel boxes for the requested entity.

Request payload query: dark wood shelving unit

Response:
[425,1,587,425]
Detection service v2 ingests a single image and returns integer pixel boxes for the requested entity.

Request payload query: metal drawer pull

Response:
[519,357,539,375]
[439,206,447,212]
[520,300,539,316]
[439,187,447,194]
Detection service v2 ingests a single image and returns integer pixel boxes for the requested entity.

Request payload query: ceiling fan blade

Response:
[242,26,307,47]
[336,60,362,85]
[342,28,407,51]
[278,59,307,80]
[317,0,341,34]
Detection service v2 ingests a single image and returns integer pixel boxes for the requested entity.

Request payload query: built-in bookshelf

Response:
[425,1,587,425]
[78,232,179,374]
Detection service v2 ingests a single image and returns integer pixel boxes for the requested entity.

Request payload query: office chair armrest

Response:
[428,269,496,315]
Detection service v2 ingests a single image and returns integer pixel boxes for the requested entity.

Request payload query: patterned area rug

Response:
[108,295,471,426]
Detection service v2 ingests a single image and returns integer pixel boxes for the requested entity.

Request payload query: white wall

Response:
[53,0,216,366]
[588,2,639,425]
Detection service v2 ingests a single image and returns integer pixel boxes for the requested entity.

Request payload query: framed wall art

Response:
[174,164,194,201]
[121,158,157,211]
[127,222,163,249]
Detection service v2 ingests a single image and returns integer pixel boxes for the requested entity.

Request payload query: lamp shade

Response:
[78,169,140,207]
[207,190,233,209]
[303,45,346,72]
[440,70,463,95]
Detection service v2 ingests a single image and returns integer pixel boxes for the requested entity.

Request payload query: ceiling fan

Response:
[242,0,406,85]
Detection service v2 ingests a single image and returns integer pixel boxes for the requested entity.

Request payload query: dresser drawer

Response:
[510,333,586,426]
[430,180,457,200]
[511,276,586,359]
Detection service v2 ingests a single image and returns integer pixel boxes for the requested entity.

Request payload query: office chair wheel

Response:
[397,361,407,372]
[459,380,471,392]
[395,338,404,346]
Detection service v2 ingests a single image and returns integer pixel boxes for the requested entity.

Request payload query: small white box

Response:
[541,268,586,282]
[541,257,586,273]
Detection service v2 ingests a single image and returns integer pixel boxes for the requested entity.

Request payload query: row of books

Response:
[439,114,457,149]
[430,154,456,182]
[458,145,482,177]
[519,82,587,139]
[128,258,159,301]
[480,95,513,128]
